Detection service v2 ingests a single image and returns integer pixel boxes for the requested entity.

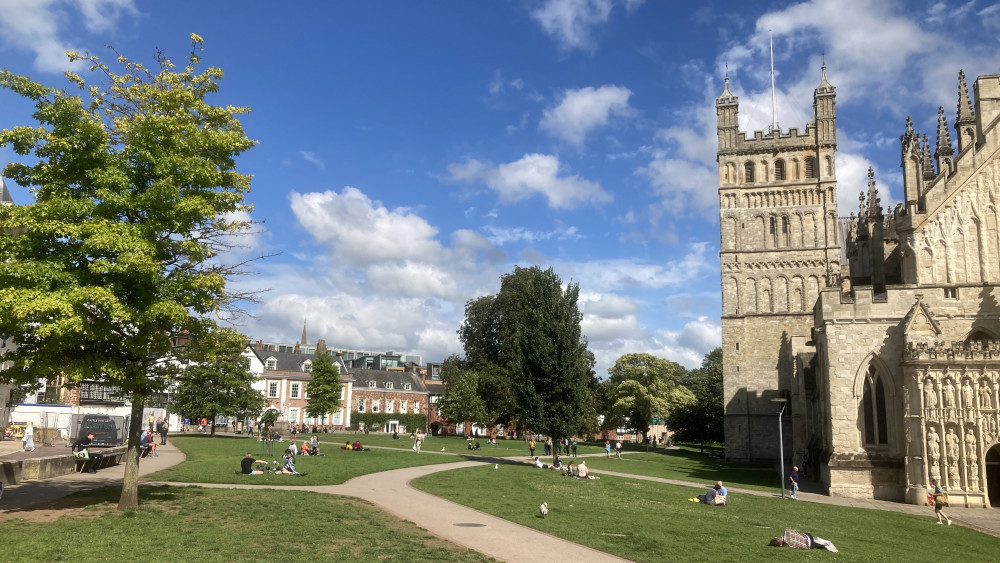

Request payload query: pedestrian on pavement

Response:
[929,478,952,525]
[789,466,800,499]
[414,429,424,453]
[615,440,622,459]
[22,421,35,451]
[571,438,577,457]
[605,440,611,457]
[158,419,169,445]
[148,414,155,433]
[528,438,535,457]
[73,432,99,473]
[544,437,552,456]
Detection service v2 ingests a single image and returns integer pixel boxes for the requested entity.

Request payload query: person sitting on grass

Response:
[691,483,724,504]
[352,439,363,451]
[551,455,563,470]
[473,441,481,450]
[533,456,549,469]
[769,529,837,552]
[240,452,268,475]
[301,441,310,455]
[276,454,299,475]
[576,460,592,479]
[564,460,577,477]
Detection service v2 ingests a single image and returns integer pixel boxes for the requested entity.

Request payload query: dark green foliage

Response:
[667,347,724,446]
[459,266,596,446]
[601,352,691,437]
[171,325,265,437]
[305,351,343,419]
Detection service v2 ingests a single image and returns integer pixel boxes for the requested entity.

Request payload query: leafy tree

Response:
[438,353,515,433]
[460,266,595,456]
[171,325,264,438]
[0,36,257,508]
[601,353,690,438]
[305,351,342,420]
[667,347,724,449]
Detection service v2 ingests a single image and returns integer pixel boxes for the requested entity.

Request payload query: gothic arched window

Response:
[862,365,888,446]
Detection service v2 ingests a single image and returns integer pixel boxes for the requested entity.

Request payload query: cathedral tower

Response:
[718,66,841,461]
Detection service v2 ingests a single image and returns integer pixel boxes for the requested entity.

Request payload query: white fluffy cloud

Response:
[540,85,634,146]
[446,153,612,209]
[0,0,138,72]
[530,0,616,51]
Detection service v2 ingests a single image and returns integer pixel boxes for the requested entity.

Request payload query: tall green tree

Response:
[0,36,257,508]
[305,351,343,420]
[667,347,724,449]
[438,354,515,433]
[460,266,595,455]
[172,325,264,437]
[601,353,690,438]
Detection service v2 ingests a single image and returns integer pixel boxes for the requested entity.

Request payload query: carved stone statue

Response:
[982,385,993,410]
[927,426,941,465]
[969,459,980,490]
[948,459,960,483]
[943,380,956,420]
[965,427,977,461]
[946,427,960,461]
[925,383,938,420]
[962,381,974,417]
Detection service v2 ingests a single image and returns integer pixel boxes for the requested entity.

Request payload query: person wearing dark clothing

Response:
[158,420,169,445]
[788,466,800,499]
[240,452,266,474]
[73,432,101,473]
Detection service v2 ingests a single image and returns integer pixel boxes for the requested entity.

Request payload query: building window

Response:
[358,398,366,412]
[404,383,412,391]
[339,386,345,400]
[805,156,817,179]
[386,400,394,413]
[744,161,754,183]
[385,382,393,390]
[290,383,300,399]
[862,366,888,446]
[774,159,785,180]
[400,400,408,412]
[289,408,299,423]
[302,385,308,399]
[413,402,420,414]
[265,358,277,370]
[268,382,278,398]
[303,360,312,372]
[944,287,958,299]
[372,400,380,413]
[368,381,376,388]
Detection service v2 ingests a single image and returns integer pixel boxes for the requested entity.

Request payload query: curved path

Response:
[5,440,1000,561]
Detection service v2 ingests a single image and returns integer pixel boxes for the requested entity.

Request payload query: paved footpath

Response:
[4,441,1000,561]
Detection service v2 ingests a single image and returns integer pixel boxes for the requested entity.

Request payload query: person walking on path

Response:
[22,421,34,451]
[788,466,800,499]
[930,479,953,525]
[544,437,551,456]
[605,440,611,457]
[529,438,535,457]
[615,440,622,459]
[149,414,156,433]
[413,429,424,453]
[158,419,169,445]
[571,438,577,457]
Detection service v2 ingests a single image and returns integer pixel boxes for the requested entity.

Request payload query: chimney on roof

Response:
[254,340,264,351]
[316,339,327,355]
[294,341,300,354]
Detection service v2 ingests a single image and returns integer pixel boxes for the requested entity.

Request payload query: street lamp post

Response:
[772,398,788,499]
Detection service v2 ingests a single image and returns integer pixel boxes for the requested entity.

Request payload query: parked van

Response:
[78,415,122,446]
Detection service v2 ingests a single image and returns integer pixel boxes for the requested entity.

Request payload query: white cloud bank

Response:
[540,85,634,146]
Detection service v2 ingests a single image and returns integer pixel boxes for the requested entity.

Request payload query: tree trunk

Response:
[209,413,217,437]
[118,396,146,509]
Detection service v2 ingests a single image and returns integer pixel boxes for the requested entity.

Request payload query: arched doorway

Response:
[986,444,1000,508]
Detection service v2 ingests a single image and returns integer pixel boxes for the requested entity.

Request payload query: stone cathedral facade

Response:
[719,67,1000,508]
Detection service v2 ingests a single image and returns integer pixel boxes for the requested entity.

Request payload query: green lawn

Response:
[412,464,999,562]
[148,434,463,485]
[583,447,780,491]
[0,486,495,562]
[319,432,610,457]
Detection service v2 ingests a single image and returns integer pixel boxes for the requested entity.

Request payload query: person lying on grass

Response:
[769,529,838,552]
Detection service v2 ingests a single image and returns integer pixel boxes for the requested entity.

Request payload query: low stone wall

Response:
[0,446,127,485]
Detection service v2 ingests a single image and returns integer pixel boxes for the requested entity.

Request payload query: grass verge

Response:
[411,464,1000,562]
[0,486,495,562]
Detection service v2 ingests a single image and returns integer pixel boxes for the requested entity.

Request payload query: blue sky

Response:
[1,0,999,376]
